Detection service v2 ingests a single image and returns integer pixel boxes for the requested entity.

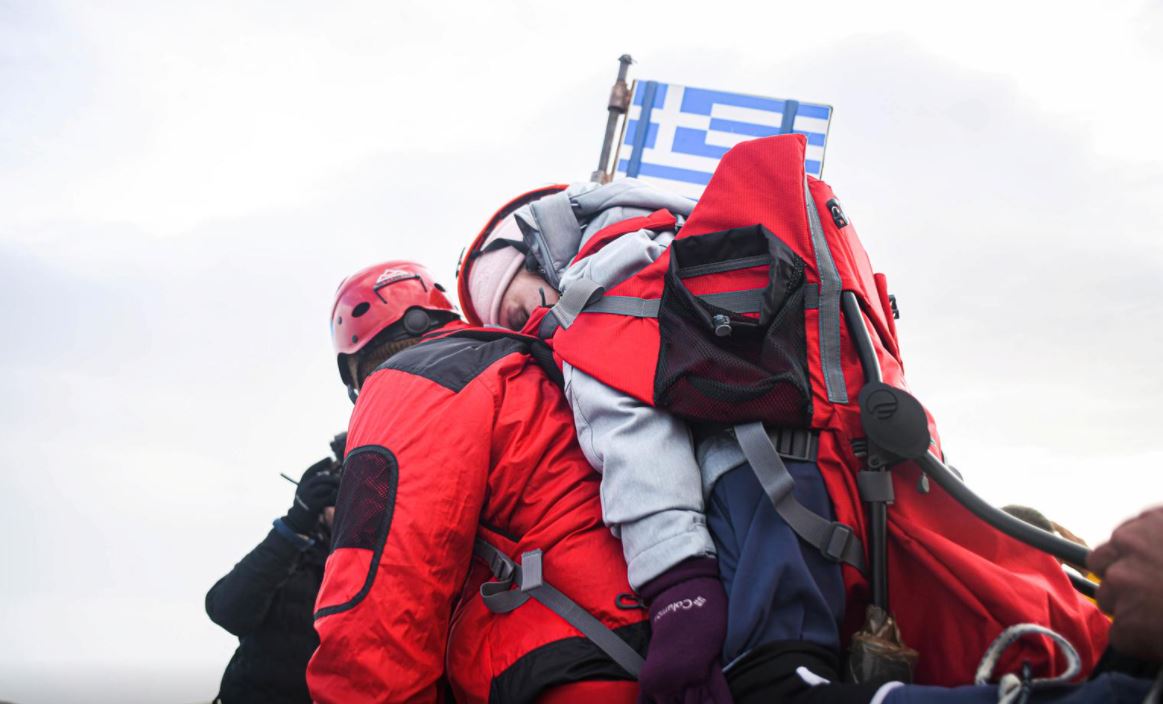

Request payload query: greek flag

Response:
[614,81,832,199]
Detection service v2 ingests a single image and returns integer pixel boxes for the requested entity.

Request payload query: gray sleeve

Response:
[564,361,716,589]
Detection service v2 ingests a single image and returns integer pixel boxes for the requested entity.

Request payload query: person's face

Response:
[323,506,335,528]
[498,268,558,331]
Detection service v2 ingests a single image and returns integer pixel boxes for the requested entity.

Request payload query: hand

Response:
[637,558,732,704]
[283,458,341,534]
[1087,505,1163,662]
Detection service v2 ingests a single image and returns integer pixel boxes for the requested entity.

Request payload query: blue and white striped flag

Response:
[614,81,832,199]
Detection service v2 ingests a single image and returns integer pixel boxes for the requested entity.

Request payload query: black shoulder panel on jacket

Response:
[490,622,649,704]
[375,334,530,393]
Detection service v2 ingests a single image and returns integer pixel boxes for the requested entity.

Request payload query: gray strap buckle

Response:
[550,278,606,330]
[822,523,858,563]
[481,546,516,583]
[519,550,543,591]
[476,540,528,612]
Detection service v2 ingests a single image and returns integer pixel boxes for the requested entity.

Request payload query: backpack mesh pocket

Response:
[654,224,812,426]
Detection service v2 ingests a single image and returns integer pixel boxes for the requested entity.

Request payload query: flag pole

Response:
[591,54,634,183]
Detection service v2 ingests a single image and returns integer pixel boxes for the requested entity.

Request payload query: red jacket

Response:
[307,324,647,704]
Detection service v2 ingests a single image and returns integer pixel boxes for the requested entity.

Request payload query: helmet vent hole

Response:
[352,302,371,318]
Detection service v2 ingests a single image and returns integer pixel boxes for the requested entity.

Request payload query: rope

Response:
[974,624,1082,703]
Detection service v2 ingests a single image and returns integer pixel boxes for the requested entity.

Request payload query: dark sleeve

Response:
[1092,646,1161,681]
[727,641,882,704]
[205,526,306,637]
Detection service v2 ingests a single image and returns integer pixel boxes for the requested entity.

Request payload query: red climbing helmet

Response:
[330,261,457,386]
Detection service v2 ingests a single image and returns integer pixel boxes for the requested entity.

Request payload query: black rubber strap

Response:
[700,288,765,314]
[735,422,865,571]
[473,539,644,677]
[678,254,771,278]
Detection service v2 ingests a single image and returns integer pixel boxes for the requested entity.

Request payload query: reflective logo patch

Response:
[374,269,419,289]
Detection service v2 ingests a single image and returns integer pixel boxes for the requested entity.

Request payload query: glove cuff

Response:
[273,517,316,549]
[639,557,720,603]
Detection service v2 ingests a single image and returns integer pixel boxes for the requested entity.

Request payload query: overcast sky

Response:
[2,2,1162,702]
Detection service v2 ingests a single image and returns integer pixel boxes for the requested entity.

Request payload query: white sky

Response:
[2,1,1162,702]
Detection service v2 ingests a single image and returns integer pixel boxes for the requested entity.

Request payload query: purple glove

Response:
[638,557,732,704]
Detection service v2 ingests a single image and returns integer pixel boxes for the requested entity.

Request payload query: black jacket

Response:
[206,525,328,704]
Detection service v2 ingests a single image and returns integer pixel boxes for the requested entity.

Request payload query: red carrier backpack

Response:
[541,135,1110,686]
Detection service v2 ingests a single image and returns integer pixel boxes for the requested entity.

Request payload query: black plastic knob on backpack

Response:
[858,382,931,462]
[712,314,732,337]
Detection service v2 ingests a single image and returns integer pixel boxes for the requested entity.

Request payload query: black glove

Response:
[329,432,348,463]
[283,458,341,534]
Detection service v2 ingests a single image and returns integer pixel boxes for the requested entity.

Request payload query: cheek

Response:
[497,297,521,329]
[508,287,539,317]
[499,284,524,314]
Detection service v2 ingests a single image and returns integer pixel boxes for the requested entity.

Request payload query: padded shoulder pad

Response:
[376,334,531,393]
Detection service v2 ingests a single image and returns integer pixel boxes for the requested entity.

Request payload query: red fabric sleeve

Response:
[307,368,493,704]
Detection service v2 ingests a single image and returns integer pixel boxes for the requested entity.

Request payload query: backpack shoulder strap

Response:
[735,422,866,571]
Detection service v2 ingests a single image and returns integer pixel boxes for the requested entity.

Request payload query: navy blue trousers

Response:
[706,459,846,666]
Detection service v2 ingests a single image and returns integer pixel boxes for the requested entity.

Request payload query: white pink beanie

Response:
[467,213,527,327]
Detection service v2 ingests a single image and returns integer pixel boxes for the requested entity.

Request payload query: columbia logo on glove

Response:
[653,595,708,623]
